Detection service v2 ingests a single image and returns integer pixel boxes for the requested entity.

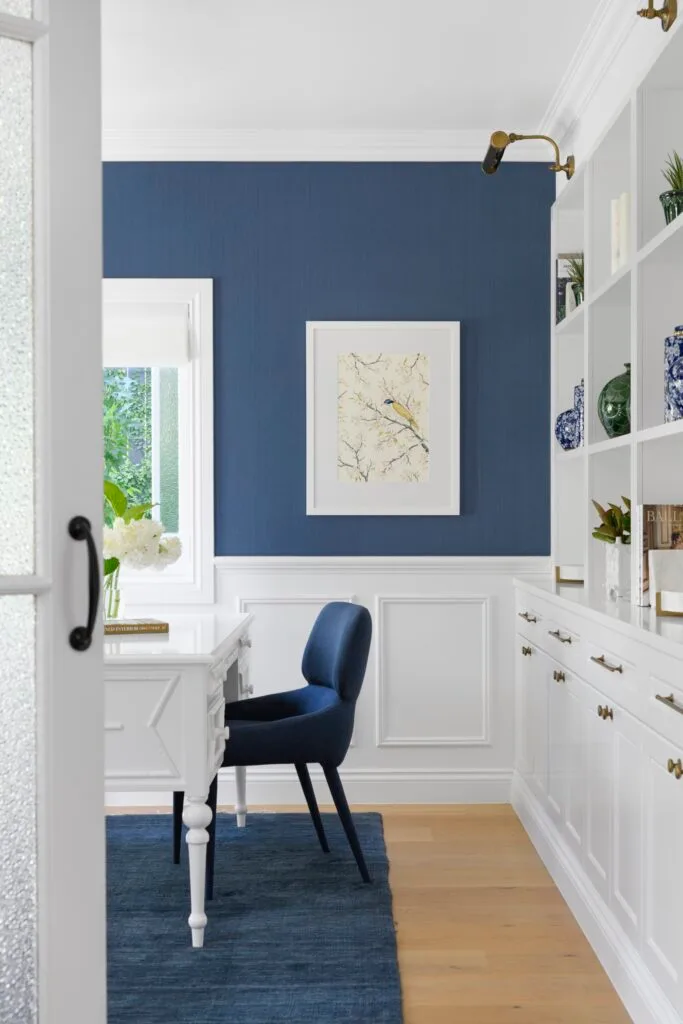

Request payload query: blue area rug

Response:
[107,812,403,1024]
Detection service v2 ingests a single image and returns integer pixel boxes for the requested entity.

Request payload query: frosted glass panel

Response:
[0,596,36,1023]
[0,37,34,574]
[0,1,32,13]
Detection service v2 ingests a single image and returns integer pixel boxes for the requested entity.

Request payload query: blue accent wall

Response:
[103,162,553,556]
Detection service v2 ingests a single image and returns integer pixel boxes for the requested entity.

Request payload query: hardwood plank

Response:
[108,802,631,1023]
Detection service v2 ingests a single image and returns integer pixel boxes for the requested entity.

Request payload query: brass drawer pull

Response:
[521,645,532,657]
[518,612,537,623]
[597,704,614,720]
[549,629,572,644]
[667,758,683,780]
[656,693,683,716]
[591,654,623,674]
[553,669,566,683]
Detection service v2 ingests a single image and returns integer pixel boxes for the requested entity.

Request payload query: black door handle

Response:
[68,516,100,651]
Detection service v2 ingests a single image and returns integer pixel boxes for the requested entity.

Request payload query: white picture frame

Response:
[306,321,460,516]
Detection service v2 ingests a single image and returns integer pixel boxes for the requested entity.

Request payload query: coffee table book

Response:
[104,619,169,636]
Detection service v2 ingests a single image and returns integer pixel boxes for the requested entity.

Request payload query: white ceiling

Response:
[102,0,609,158]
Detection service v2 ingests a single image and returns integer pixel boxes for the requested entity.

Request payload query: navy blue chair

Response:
[173,601,373,896]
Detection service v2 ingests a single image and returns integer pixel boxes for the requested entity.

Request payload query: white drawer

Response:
[207,689,227,772]
[643,650,683,748]
[582,636,640,718]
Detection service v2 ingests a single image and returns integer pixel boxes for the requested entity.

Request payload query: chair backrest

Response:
[301,602,372,703]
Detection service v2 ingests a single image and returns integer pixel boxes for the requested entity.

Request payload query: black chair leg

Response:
[205,774,218,902]
[172,791,184,864]
[295,762,330,853]
[322,764,371,883]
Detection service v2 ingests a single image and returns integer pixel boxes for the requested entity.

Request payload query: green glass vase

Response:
[598,363,631,439]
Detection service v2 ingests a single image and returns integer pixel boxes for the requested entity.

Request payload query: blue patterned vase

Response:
[574,379,584,447]
[555,378,584,451]
[665,325,683,423]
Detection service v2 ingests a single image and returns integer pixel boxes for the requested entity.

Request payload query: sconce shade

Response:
[482,131,510,174]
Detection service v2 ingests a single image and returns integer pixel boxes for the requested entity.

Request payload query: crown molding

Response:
[102,127,552,163]
[538,0,638,143]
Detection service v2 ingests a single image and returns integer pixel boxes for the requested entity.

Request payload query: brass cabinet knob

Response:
[553,669,566,683]
[521,645,532,656]
[518,611,538,623]
[597,705,614,720]
[667,758,683,779]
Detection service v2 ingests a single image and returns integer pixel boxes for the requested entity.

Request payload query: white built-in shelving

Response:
[551,21,683,607]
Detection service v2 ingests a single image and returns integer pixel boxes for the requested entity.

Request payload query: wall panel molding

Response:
[217,555,551,577]
[375,595,491,748]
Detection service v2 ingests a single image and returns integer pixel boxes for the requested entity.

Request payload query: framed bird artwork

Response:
[306,321,460,515]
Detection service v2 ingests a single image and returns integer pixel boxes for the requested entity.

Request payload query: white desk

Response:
[104,610,253,947]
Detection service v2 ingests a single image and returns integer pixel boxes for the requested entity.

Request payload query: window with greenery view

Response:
[103,367,179,533]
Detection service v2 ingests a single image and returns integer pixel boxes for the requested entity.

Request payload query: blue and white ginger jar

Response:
[555,379,584,451]
[665,325,683,423]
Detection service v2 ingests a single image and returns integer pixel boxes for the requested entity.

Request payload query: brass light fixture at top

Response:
[637,0,678,31]
[481,131,575,180]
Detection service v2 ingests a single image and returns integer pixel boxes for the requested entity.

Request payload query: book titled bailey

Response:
[633,504,683,605]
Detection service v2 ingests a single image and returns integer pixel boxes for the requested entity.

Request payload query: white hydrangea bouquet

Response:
[103,481,182,619]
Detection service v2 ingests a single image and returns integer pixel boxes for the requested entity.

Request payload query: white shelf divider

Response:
[550,23,683,611]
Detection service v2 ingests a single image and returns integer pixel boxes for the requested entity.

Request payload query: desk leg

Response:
[235,766,247,828]
[183,795,212,947]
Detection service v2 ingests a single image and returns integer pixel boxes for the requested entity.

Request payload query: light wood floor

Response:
[112,803,631,1023]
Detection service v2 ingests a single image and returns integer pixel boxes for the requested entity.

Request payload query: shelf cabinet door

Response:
[562,673,587,860]
[584,684,614,903]
[547,659,569,827]
[516,638,535,783]
[610,705,643,949]
[527,646,549,804]
[642,728,683,1016]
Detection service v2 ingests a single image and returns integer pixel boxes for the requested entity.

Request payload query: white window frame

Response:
[102,278,214,604]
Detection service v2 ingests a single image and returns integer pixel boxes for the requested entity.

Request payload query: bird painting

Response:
[337,351,430,483]
[383,397,419,430]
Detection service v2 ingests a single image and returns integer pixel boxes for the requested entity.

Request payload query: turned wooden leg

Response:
[182,795,213,947]
[235,765,247,828]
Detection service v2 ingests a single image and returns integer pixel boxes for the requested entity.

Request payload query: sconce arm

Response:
[507,133,575,179]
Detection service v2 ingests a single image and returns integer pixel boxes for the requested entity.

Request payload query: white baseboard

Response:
[105,767,513,809]
[511,772,678,1024]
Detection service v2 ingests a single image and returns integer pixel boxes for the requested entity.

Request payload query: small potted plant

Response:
[660,151,683,225]
[593,497,631,601]
[566,255,584,306]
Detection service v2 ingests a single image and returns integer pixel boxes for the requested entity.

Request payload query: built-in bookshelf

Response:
[551,21,683,610]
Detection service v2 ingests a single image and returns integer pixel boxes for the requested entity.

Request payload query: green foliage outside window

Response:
[103,368,152,526]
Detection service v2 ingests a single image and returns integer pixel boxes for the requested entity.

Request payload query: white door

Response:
[584,685,614,903]
[642,727,683,1016]
[0,3,105,1023]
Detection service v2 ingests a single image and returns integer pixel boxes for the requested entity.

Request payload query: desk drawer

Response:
[208,689,227,772]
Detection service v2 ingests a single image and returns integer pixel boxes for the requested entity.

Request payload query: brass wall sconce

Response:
[637,0,677,31]
[482,131,575,180]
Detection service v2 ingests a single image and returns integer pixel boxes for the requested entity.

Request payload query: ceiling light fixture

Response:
[481,131,575,180]
[637,0,677,31]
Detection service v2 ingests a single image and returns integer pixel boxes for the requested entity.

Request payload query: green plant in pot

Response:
[566,255,584,305]
[593,496,631,601]
[660,151,683,225]
[592,497,631,545]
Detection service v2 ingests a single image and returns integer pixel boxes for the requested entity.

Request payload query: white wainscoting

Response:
[210,555,549,806]
[108,555,549,808]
